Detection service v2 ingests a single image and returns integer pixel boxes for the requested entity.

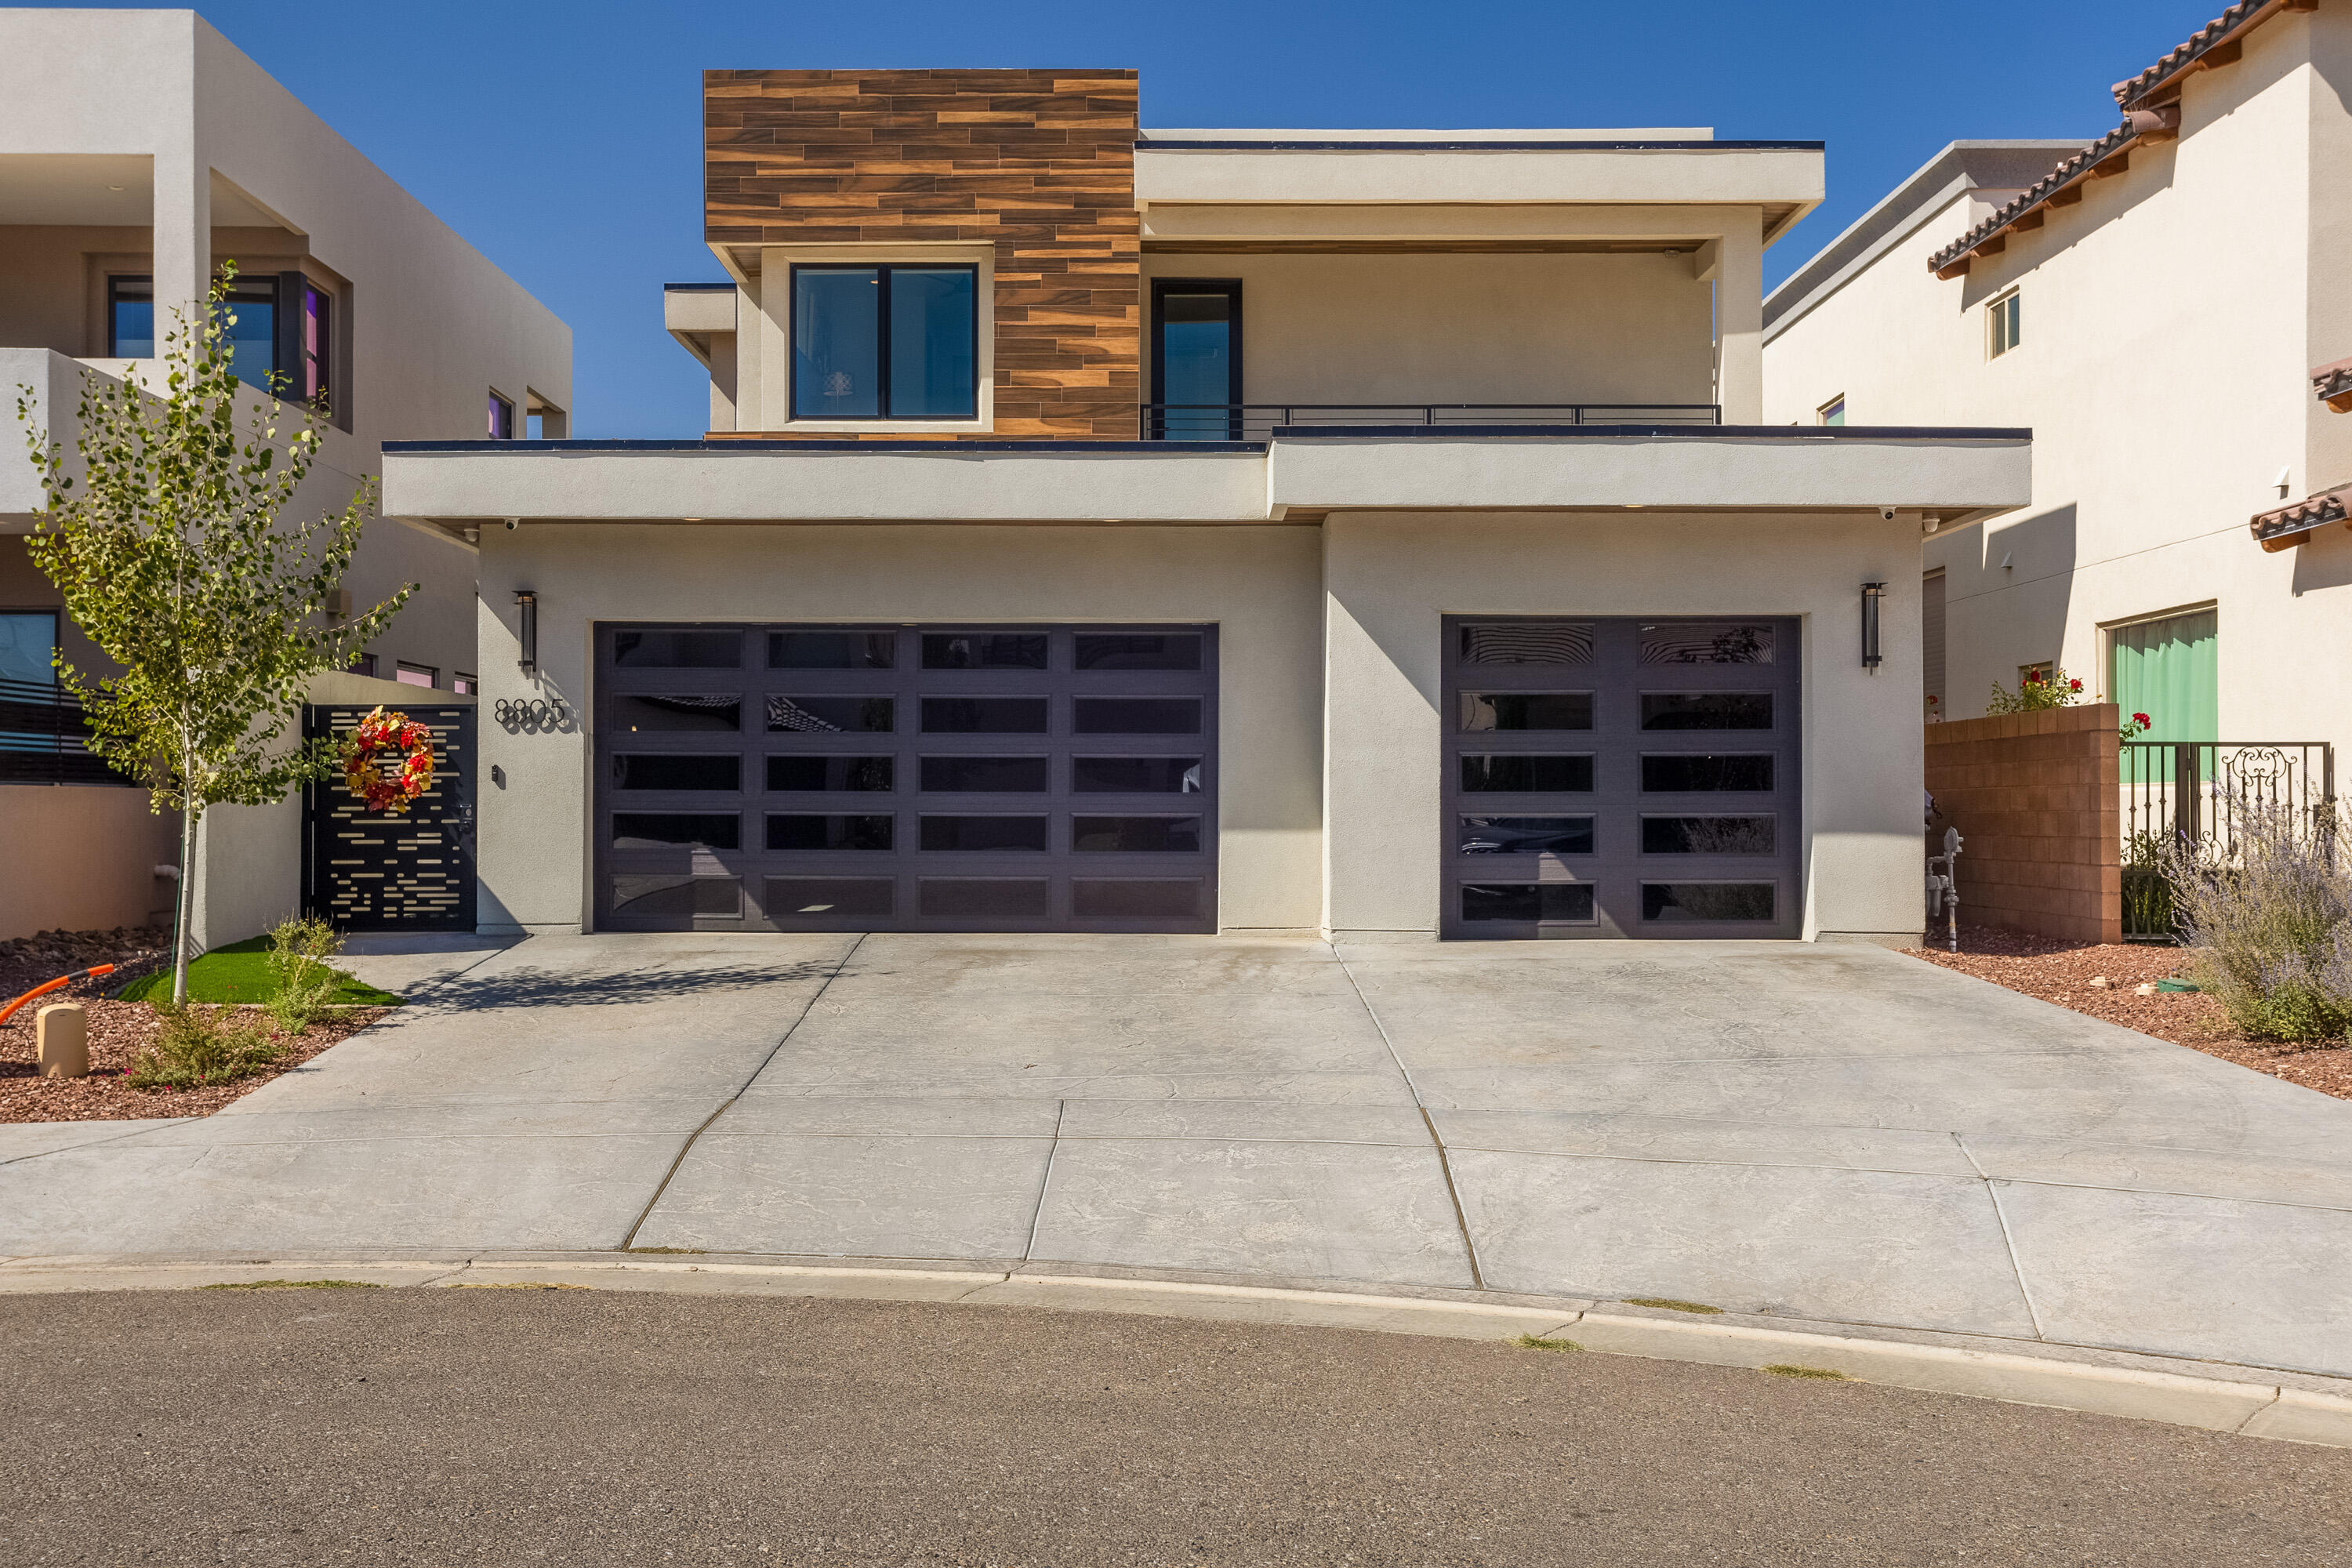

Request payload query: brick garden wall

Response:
[1924,704,2121,945]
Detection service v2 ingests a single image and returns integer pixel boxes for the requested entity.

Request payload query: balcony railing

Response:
[0,677,132,786]
[1143,402,1723,441]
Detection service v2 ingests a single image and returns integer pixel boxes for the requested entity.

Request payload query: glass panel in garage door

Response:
[595,624,1216,934]
[1441,616,1801,939]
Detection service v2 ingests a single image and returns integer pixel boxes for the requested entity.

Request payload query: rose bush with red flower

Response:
[339,705,435,814]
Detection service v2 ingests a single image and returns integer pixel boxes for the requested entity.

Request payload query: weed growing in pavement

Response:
[2161,792,2352,1044]
[264,915,343,1035]
[1762,1364,1850,1380]
[1512,1335,1585,1353]
[200,1279,382,1290]
[1624,1298,1724,1315]
[126,1001,287,1088]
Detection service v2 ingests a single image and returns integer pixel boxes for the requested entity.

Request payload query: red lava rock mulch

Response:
[1,925,384,1123]
[1907,924,2352,1102]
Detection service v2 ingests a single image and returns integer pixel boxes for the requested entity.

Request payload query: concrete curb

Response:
[5,1254,2347,1447]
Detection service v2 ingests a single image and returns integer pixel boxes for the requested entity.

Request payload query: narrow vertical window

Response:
[299,281,332,407]
[488,390,515,439]
[1987,290,2022,358]
[1817,395,1846,426]
[1151,280,1242,440]
[218,276,278,392]
[107,276,154,358]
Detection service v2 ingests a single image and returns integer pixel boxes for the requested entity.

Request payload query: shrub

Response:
[264,915,343,1034]
[126,1001,287,1088]
[2160,795,2352,1044]
[1985,665,2084,716]
[2122,830,2176,941]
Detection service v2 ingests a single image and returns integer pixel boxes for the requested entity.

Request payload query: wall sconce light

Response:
[515,590,538,676]
[1861,581,1885,670]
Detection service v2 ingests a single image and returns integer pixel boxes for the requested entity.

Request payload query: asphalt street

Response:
[3,1288,2345,1566]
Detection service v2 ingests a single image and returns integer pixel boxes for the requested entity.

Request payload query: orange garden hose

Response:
[0,964,114,1027]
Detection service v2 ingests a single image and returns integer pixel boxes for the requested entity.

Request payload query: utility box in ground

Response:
[36,1002,88,1078]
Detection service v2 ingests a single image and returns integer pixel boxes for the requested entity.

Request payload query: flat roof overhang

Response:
[380,428,2031,536]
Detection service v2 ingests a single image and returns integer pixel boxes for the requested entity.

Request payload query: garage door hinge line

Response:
[1330,945,1486,1292]
[617,932,869,1251]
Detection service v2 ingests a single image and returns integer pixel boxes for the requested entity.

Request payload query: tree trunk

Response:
[172,800,198,1007]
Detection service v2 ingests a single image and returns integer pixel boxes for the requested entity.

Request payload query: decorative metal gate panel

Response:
[302,704,477,931]
[1440,616,1804,939]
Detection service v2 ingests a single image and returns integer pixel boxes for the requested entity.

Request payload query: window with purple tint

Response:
[488,391,515,440]
[298,282,331,407]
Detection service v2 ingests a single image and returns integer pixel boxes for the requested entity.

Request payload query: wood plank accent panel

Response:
[706,68,1142,440]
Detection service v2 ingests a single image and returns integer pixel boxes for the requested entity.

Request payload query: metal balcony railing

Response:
[1142,402,1724,441]
[0,677,132,786]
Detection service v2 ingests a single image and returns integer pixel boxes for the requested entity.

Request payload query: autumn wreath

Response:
[340,705,435,814]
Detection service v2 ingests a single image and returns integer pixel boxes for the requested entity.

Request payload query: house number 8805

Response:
[494,698,572,731]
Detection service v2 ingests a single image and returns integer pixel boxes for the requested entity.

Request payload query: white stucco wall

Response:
[1139,251,1715,410]
[1322,510,1926,942]
[471,524,1328,936]
[1762,8,2352,760]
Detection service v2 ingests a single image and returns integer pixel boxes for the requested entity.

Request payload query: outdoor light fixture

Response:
[1861,581,1885,670]
[515,590,538,676]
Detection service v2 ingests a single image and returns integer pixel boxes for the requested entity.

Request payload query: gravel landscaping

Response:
[1,925,386,1123]
[1907,925,2352,1102]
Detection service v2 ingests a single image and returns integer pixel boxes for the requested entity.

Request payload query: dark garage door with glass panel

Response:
[596,624,1216,933]
[1443,616,1802,939]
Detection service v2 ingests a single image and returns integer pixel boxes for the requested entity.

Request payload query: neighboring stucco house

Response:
[381,68,2029,945]
[0,8,571,942]
[1762,0,2352,768]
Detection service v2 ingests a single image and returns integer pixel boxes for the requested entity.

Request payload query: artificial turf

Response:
[115,936,404,1007]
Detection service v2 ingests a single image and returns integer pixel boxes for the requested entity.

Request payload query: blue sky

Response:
[93,1,2230,436]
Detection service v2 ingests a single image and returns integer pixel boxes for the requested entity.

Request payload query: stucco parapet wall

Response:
[1133,141,1824,218]
[1263,428,2031,523]
[381,430,2032,528]
[380,441,1272,524]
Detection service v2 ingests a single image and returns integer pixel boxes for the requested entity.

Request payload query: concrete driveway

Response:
[4,933,2350,1377]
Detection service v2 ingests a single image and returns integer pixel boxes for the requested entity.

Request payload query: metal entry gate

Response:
[595,623,1217,932]
[303,704,477,931]
[1441,616,1803,938]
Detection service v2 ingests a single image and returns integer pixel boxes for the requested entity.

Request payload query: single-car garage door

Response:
[596,623,1217,933]
[1441,616,1802,939]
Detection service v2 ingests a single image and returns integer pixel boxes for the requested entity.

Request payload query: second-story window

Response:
[1817,395,1846,426]
[790,264,978,420]
[107,277,154,358]
[1987,289,2022,359]
[488,390,516,439]
[110,272,334,410]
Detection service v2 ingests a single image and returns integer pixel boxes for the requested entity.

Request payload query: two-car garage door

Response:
[596,623,1218,933]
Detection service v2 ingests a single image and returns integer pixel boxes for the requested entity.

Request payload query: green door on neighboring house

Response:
[2112,608,2217,783]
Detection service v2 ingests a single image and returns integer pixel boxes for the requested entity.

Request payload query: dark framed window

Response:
[107,276,154,358]
[488,390,516,440]
[109,271,332,411]
[1150,279,1242,440]
[791,264,979,420]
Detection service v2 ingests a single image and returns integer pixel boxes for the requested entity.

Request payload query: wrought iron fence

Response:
[0,676,129,786]
[1142,402,1723,441]
[2121,741,2337,939]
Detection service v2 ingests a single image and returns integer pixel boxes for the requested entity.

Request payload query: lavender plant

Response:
[2160,793,2352,1044]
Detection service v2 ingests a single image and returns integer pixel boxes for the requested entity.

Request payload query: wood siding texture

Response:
[1925,705,2123,946]
[706,68,1141,440]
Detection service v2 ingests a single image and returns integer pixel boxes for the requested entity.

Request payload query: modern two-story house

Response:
[1,8,572,942]
[382,69,2030,944]
[1762,0,2352,771]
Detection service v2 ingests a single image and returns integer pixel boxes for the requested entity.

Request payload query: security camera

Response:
[1878,506,1898,522]
[503,517,519,532]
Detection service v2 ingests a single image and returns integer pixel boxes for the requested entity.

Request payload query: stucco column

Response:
[151,140,212,351]
[1711,209,1764,424]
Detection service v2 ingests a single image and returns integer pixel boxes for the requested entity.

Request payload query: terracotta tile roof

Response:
[1926,116,2169,277]
[1932,0,2314,278]
[2249,484,2352,551]
[2312,356,2352,412]
[2112,1,2311,111]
